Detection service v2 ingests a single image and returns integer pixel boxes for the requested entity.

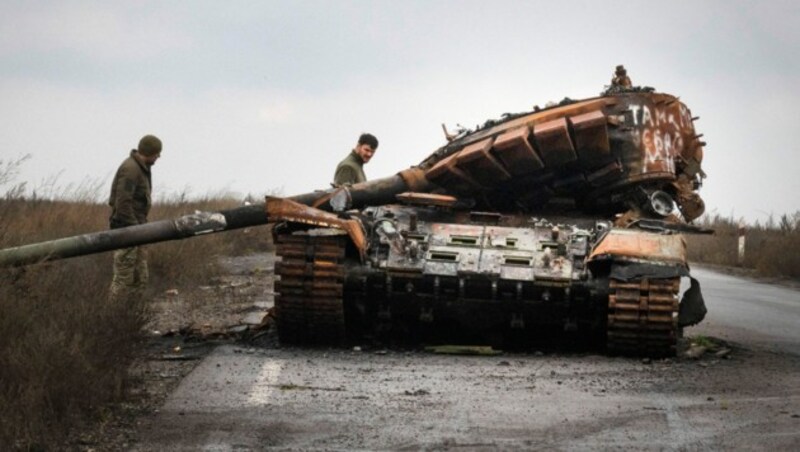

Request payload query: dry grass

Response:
[687,212,800,280]
[0,158,271,450]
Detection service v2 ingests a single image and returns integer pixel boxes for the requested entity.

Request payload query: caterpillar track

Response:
[274,233,348,345]
[607,278,680,356]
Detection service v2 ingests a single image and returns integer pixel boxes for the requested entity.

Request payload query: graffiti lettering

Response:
[627,101,693,174]
[642,105,654,127]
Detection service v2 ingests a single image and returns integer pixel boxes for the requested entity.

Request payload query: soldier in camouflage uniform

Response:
[108,135,162,303]
[333,133,379,186]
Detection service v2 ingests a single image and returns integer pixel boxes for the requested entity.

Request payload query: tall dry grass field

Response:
[686,212,800,279]
[0,158,269,449]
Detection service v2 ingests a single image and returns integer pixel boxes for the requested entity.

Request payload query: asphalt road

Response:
[133,266,800,451]
[689,266,800,355]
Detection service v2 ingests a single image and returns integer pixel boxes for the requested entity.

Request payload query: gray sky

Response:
[1,0,798,223]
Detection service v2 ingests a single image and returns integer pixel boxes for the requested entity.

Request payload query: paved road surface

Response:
[690,266,800,355]
[134,267,800,451]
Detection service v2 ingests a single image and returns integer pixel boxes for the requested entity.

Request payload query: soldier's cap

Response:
[138,135,162,157]
[615,65,626,74]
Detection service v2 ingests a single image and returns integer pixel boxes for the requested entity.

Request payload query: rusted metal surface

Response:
[424,152,482,193]
[534,117,577,168]
[607,278,679,356]
[274,234,347,345]
[569,110,610,165]
[395,192,459,208]
[588,229,687,265]
[454,137,511,186]
[397,167,432,193]
[265,196,367,259]
[492,126,544,175]
[415,86,706,223]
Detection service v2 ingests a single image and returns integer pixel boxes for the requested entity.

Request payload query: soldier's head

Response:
[354,133,378,164]
[137,134,162,166]
[615,65,627,76]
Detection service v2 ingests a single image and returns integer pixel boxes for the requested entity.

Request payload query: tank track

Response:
[274,233,347,345]
[607,278,680,357]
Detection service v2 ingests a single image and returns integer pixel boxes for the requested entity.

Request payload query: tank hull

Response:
[274,203,703,356]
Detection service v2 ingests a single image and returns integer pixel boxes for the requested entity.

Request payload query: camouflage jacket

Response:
[109,150,152,228]
[333,150,367,186]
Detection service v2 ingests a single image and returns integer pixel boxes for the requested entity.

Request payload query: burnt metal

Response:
[607,278,679,356]
[679,277,707,327]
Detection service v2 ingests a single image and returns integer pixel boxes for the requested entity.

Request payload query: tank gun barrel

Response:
[0,172,426,267]
[0,205,267,267]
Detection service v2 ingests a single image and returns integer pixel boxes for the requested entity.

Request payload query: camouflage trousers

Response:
[109,246,149,303]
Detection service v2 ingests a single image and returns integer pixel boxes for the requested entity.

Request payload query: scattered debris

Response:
[424,345,502,356]
[165,289,179,296]
[404,389,430,396]
[227,325,249,334]
[242,311,268,325]
[715,348,732,359]
[684,345,707,360]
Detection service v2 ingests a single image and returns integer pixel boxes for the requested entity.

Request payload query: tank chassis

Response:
[0,79,710,356]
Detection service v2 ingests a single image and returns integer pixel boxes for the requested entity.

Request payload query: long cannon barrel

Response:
[0,172,428,267]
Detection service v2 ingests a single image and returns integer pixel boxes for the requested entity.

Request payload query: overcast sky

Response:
[1,0,798,223]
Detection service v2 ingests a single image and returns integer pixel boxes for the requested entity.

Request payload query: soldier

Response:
[333,133,379,186]
[108,134,162,303]
[611,65,632,88]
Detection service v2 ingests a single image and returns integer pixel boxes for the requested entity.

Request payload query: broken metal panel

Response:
[569,110,610,164]
[429,98,615,156]
[424,152,483,193]
[265,197,368,260]
[454,137,511,187]
[589,228,687,264]
[491,126,544,176]
[533,118,577,167]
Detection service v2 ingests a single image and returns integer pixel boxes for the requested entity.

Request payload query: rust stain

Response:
[395,192,460,207]
[265,196,367,259]
[589,229,687,264]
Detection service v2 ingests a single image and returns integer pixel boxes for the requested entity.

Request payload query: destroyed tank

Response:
[0,69,709,356]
